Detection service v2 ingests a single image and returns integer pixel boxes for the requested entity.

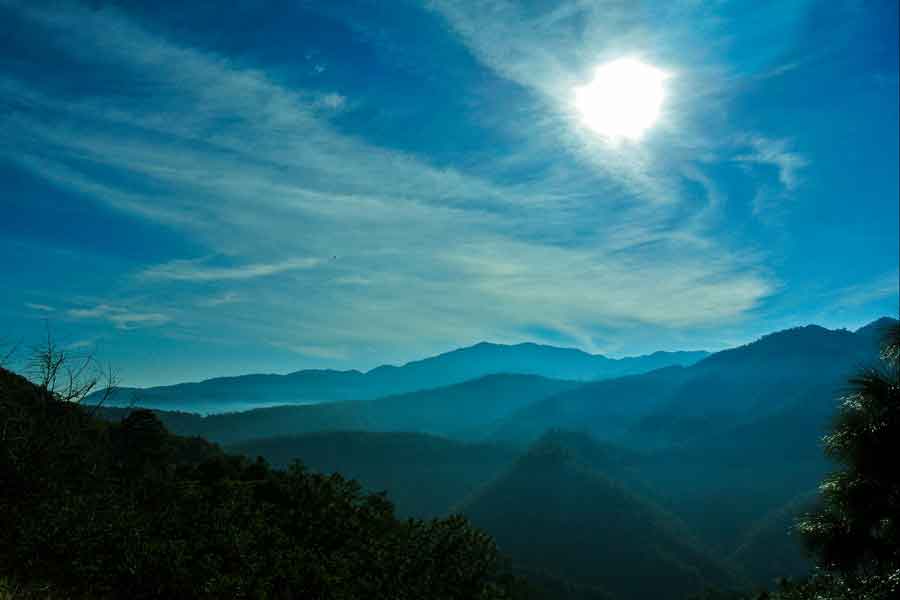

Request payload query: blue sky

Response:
[1,0,897,386]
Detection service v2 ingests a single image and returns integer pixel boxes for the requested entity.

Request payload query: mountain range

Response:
[92,316,898,597]
[98,373,579,444]
[91,342,708,413]
[492,319,892,448]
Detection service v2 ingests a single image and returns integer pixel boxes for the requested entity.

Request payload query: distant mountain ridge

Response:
[486,317,897,568]
[492,318,896,447]
[98,373,578,444]
[90,341,708,412]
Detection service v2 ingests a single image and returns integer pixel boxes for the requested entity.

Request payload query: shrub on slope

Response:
[229,430,519,518]
[0,366,519,599]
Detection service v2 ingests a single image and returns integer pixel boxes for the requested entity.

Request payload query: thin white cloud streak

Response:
[66,304,171,330]
[269,342,350,361]
[25,303,55,312]
[734,135,808,191]
[730,135,808,223]
[831,271,900,308]
[142,258,321,282]
[316,93,347,110]
[66,340,95,350]
[198,292,241,307]
[0,1,777,359]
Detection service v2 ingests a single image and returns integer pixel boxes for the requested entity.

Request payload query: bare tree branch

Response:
[86,363,120,418]
[26,325,120,407]
[0,338,20,368]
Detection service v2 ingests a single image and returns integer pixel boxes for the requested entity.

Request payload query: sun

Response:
[574,58,668,142]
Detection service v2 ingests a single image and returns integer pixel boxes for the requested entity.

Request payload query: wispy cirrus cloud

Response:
[316,92,347,110]
[734,135,809,191]
[197,292,241,307]
[67,304,171,330]
[427,0,811,212]
[25,302,56,313]
[66,338,99,351]
[831,271,900,309]
[0,0,780,366]
[269,341,350,361]
[141,257,321,282]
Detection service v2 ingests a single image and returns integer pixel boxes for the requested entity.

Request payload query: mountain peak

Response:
[855,316,898,335]
[461,431,738,600]
[699,323,858,366]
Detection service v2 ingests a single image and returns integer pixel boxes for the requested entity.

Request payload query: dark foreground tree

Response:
[754,321,900,600]
[0,341,521,599]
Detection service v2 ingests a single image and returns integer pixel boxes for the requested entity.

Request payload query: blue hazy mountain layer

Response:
[492,319,896,446]
[90,342,708,412]
[97,373,579,445]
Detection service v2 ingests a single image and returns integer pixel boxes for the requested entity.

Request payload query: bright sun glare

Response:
[574,58,668,141]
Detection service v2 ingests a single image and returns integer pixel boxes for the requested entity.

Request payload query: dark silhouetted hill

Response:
[0,366,521,598]
[459,433,743,600]
[730,491,817,586]
[98,400,368,445]
[353,373,580,439]
[633,382,837,556]
[632,323,883,445]
[483,321,893,590]
[229,430,519,518]
[492,366,690,444]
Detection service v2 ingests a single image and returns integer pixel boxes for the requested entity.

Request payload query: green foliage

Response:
[798,323,899,580]
[0,367,521,599]
[760,321,900,600]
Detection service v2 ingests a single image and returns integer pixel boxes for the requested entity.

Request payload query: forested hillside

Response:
[229,431,519,518]
[5,318,897,599]
[0,366,524,599]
